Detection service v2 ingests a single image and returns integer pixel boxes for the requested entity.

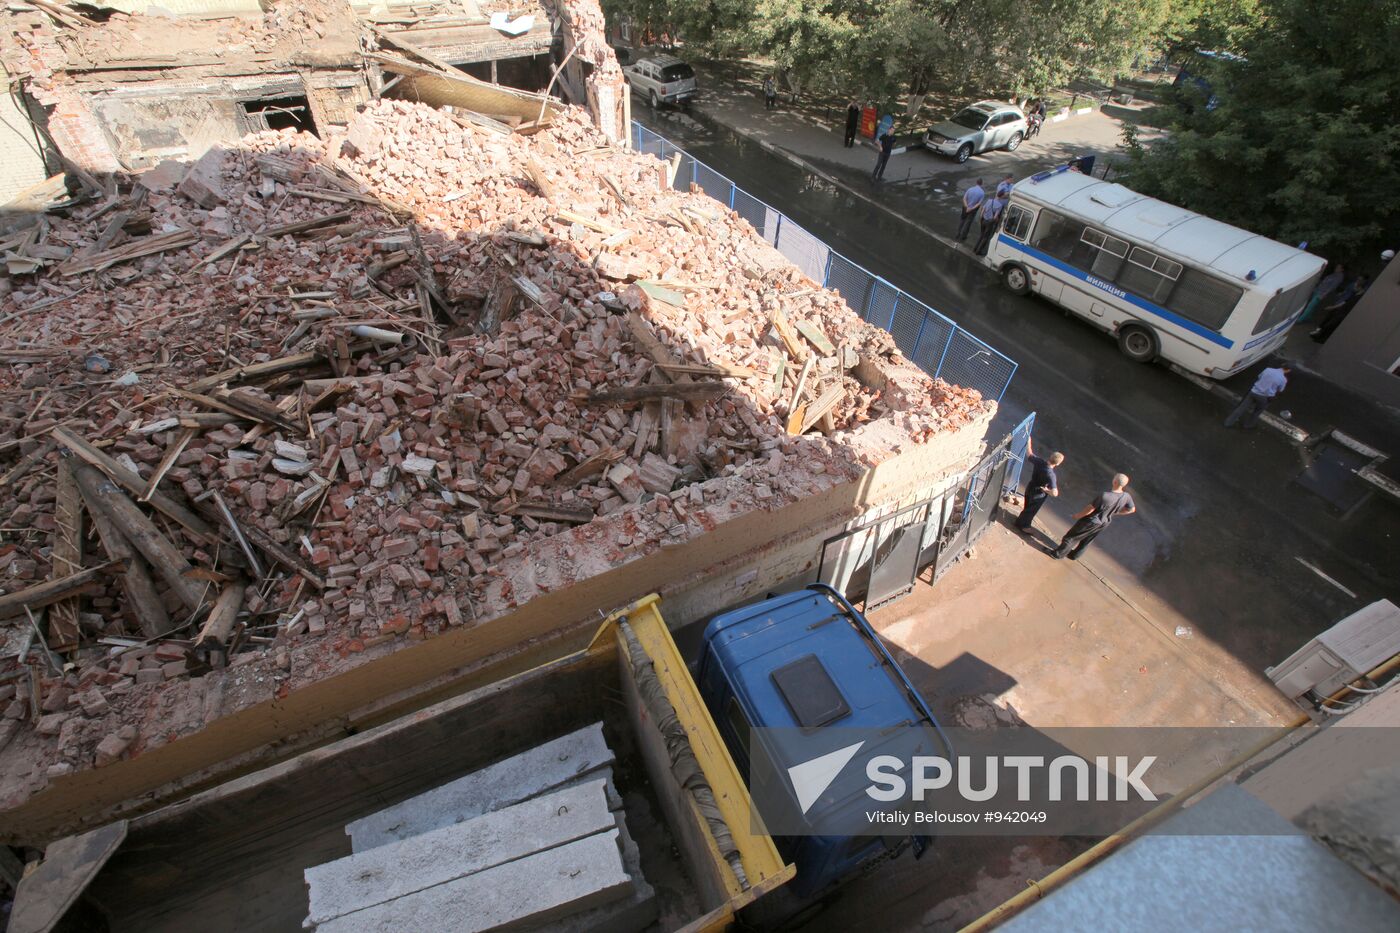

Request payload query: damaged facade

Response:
[0,0,625,193]
[0,0,993,849]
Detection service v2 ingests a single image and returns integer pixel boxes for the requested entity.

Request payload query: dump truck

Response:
[9,585,946,932]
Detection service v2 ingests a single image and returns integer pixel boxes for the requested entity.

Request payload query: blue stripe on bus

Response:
[997,236,1235,350]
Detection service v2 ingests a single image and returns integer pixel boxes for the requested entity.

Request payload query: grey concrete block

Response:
[306,780,616,928]
[346,722,614,852]
[552,812,658,933]
[316,829,633,933]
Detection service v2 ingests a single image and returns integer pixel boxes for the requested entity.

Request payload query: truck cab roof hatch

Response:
[770,654,851,728]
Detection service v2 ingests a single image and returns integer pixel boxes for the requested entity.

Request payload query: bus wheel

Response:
[1002,264,1030,295]
[1117,325,1159,362]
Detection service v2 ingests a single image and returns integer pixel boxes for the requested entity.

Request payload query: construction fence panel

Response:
[1002,412,1037,498]
[771,218,829,286]
[628,122,1018,402]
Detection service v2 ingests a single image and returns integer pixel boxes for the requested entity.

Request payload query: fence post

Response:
[933,326,956,381]
[729,185,736,210]
[910,313,928,362]
[864,279,879,322]
[822,252,833,288]
[772,213,783,248]
[886,291,900,331]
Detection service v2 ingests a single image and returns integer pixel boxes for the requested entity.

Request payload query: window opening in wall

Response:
[242,96,316,135]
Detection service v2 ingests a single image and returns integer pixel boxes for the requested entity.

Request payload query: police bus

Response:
[986,167,1324,378]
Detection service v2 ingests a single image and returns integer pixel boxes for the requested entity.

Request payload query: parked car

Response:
[923,101,1028,163]
[624,54,697,108]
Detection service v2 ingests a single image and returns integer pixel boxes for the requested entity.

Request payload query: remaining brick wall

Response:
[44,88,122,175]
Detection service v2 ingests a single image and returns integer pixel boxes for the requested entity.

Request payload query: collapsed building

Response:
[0,0,625,201]
[0,3,994,848]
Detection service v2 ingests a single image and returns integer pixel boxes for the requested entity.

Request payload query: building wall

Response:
[1311,256,1400,409]
[0,83,50,202]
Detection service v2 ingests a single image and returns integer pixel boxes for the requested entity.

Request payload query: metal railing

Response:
[631,122,1018,403]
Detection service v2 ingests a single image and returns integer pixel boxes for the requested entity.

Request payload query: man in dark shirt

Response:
[872,129,895,181]
[1052,473,1136,560]
[1016,438,1064,533]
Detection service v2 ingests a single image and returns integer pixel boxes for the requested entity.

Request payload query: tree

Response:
[1122,0,1400,258]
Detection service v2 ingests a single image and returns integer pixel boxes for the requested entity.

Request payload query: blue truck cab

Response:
[696,584,948,898]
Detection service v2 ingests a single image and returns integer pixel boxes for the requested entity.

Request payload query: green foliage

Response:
[1123,0,1400,258]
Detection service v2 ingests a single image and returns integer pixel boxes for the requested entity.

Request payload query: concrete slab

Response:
[553,812,658,933]
[316,829,633,933]
[306,780,616,927]
[345,722,614,852]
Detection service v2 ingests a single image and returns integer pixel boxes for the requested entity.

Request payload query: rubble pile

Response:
[0,98,987,786]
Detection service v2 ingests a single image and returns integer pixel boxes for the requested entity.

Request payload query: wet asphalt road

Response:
[638,106,1400,677]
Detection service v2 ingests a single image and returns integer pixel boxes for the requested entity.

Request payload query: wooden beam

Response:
[73,468,209,614]
[140,427,194,503]
[0,563,118,621]
[795,320,836,356]
[52,427,215,543]
[553,448,621,488]
[47,460,84,650]
[236,522,325,590]
[503,501,595,524]
[258,211,354,238]
[799,385,845,434]
[656,362,758,379]
[75,464,168,639]
[188,352,323,393]
[575,383,726,404]
[195,583,246,653]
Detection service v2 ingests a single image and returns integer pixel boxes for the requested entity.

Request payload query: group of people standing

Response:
[1015,438,1137,560]
[1301,260,1372,344]
[956,175,1015,256]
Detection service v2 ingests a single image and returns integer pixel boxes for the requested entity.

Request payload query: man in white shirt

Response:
[1224,364,1291,429]
[957,179,985,242]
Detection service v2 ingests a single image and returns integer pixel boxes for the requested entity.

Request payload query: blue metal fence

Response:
[630,122,1018,403]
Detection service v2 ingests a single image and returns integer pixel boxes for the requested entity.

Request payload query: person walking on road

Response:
[1223,363,1291,429]
[1015,438,1064,533]
[763,76,778,110]
[844,101,861,147]
[957,179,986,242]
[996,174,1014,199]
[1053,474,1136,560]
[974,191,1007,257]
[872,127,895,181]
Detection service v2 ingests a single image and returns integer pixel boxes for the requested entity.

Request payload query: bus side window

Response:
[1030,209,1081,261]
[1165,269,1243,331]
[1074,228,1129,280]
[1002,204,1033,241]
[1118,247,1181,304]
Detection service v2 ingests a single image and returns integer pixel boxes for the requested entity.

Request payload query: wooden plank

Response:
[140,427,194,503]
[769,308,807,362]
[195,583,246,653]
[553,449,622,489]
[635,280,685,309]
[799,385,845,434]
[794,320,836,356]
[632,400,660,458]
[522,157,556,203]
[0,439,55,488]
[785,404,808,436]
[76,464,168,639]
[0,564,117,621]
[188,352,323,393]
[790,356,815,411]
[237,522,325,590]
[656,362,758,379]
[51,427,215,544]
[505,501,596,524]
[576,383,726,405]
[258,211,353,238]
[59,228,196,276]
[554,210,620,236]
[170,389,301,436]
[48,460,84,651]
[73,468,208,615]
